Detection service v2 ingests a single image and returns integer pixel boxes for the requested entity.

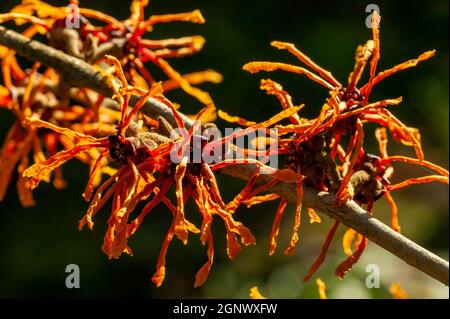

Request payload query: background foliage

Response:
[0,0,448,298]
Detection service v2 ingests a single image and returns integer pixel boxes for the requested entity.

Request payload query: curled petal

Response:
[284,182,303,255]
[146,10,205,27]
[128,178,173,236]
[335,236,367,279]
[269,198,287,255]
[194,233,214,288]
[363,11,381,101]
[220,210,256,248]
[226,169,260,214]
[23,118,97,142]
[151,36,206,59]
[0,127,34,201]
[275,123,311,135]
[226,232,242,260]
[191,103,217,123]
[12,0,66,20]
[342,228,357,256]
[388,175,449,192]
[335,120,364,205]
[303,221,340,282]
[242,194,280,208]
[0,12,49,28]
[380,156,448,177]
[152,212,176,287]
[0,86,12,105]
[79,8,122,27]
[307,208,321,224]
[78,168,127,230]
[208,106,301,152]
[17,155,35,207]
[243,62,335,90]
[82,149,109,201]
[101,175,139,259]
[271,41,341,87]
[260,79,301,124]
[218,110,257,127]
[384,192,400,233]
[163,69,223,92]
[335,97,403,123]
[153,58,213,105]
[259,105,303,129]
[174,157,189,244]
[348,40,375,89]
[375,127,389,158]
[23,142,103,189]
[365,109,423,160]
[363,50,436,91]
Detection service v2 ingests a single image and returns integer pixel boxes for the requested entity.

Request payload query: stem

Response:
[223,164,449,286]
[1,26,448,286]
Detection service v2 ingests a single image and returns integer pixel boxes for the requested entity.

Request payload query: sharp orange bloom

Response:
[22,57,260,287]
[7,0,222,105]
[234,11,448,282]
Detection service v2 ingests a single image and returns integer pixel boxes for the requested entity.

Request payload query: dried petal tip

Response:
[189,10,205,24]
[307,208,321,224]
[194,235,214,288]
[389,281,408,299]
[249,286,267,299]
[151,266,166,288]
[418,50,436,61]
[0,86,12,105]
[218,110,257,127]
[335,236,367,279]
[316,278,328,299]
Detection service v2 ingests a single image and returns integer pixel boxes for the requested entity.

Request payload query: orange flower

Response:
[22,57,259,287]
[8,0,222,106]
[238,11,448,282]
[22,55,307,287]
[0,61,62,205]
[1,31,118,206]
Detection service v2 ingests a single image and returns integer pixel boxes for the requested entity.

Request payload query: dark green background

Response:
[0,0,448,298]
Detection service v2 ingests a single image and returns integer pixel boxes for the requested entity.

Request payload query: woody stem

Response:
[223,164,448,286]
[1,26,448,286]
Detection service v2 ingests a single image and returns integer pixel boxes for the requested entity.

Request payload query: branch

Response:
[1,26,448,286]
[224,164,449,286]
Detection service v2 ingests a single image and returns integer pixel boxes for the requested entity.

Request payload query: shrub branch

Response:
[1,26,448,286]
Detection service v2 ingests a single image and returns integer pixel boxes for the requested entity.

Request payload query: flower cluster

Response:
[6,0,222,104]
[0,0,221,206]
[21,55,301,286]
[221,12,449,281]
[0,3,447,290]
[0,39,118,206]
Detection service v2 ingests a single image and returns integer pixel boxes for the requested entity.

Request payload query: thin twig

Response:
[1,26,448,286]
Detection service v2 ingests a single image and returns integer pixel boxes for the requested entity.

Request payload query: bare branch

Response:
[1,26,448,286]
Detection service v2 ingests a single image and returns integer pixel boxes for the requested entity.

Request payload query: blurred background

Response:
[0,0,448,298]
